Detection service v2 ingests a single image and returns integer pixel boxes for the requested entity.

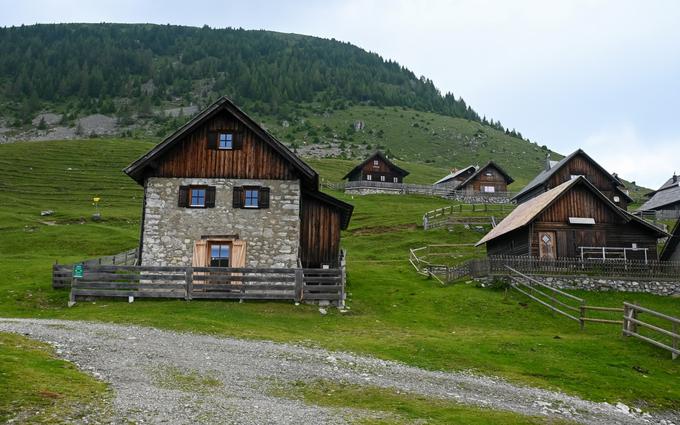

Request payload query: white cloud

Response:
[581,124,680,189]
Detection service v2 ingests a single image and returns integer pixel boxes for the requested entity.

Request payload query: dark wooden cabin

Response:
[637,174,680,219]
[342,151,409,183]
[512,149,632,209]
[456,161,514,193]
[477,177,666,261]
[125,96,353,269]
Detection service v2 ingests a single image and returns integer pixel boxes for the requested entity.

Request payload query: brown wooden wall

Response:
[299,193,342,268]
[547,154,628,208]
[152,110,299,181]
[461,165,509,192]
[347,156,405,182]
[487,186,659,260]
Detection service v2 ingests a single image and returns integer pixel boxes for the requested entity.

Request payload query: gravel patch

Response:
[0,318,677,425]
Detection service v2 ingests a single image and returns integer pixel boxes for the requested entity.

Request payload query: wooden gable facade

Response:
[513,150,632,209]
[342,151,409,183]
[478,177,665,261]
[457,161,514,193]
[433,166,476,188]
[125,96,353,269]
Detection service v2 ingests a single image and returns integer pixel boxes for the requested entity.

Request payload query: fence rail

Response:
[323,181,517,202]
[423,203,514,230]
[623,302,679,360]
[472,255,680,281]
[506,266,623,329]
[66,263,345,306]
[53,248,139,288]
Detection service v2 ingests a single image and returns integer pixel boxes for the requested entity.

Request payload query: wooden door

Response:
[539,231,557,259]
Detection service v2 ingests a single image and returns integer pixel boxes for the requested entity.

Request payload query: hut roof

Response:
[433,166,476,185]
[342,151,409,180]
[638,184,680,212]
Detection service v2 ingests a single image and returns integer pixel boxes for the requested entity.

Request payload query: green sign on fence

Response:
[73,264,84,279]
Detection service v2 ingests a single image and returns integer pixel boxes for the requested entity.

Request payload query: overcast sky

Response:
[2,0,679,187]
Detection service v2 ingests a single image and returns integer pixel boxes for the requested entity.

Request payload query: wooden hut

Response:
[342,151,409,183]
[637,174,680,220]
[455,161,514,193]
[124,96,353,269]
[477,177,666,261]
[513,149,632,209]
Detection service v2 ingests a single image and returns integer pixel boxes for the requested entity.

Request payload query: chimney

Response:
[450,168,458,174]
[673,173,678,183]
[545,153,552,171]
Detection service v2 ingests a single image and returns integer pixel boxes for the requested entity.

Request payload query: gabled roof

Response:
[660,219,680,261]
[512,149,631,202]
[124,96,317,186]
[477,176,666,246]
[458,161,514,188]
[433,166,476,185]
[644,175,680,198]
[638,184,680,211]
[342,151,410,180]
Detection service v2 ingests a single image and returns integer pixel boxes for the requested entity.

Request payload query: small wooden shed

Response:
[477,177,666,261]
[342,151,409,184]
[456,161,514,193]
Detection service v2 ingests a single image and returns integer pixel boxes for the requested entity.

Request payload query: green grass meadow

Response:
[0,138,679,421]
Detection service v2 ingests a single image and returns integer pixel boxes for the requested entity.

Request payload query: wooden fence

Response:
[409,245,476,284]
[324,181,517,202]
[623,302,679,360]
[66,264,345,306]
[471,255,680,281]
[423,203,514,230]
[506,266,623,329]
[53,248,139,288]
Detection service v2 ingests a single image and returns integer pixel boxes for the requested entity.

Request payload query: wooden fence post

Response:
[673,322,678,361]
[579,301,586,330]
[294,269,304,303]
[185,267,193,301]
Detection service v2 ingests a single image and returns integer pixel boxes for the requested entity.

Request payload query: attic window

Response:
[485,171,493,177]
[613,196,621,203]
[219,133,233,149]
[373,160,379,166]
[569,217,596,225]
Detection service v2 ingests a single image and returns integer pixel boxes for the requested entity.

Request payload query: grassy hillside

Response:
[263,105,553,188]
[0,139,678,415]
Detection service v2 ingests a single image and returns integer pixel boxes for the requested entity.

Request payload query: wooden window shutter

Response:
[205,186,216,208]
[207,132,218,150]
[233,187,244,208]
[259,187,270,209]
[192,240,209,267]
[178,186,190,207]
[233,132,244,150]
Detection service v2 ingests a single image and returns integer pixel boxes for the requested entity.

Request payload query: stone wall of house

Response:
[479,275,680,296]
[141,177,300,268]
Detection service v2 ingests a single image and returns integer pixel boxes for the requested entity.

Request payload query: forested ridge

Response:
[0,23,524,138]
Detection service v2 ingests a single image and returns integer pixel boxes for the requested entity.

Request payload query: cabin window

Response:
[210,243,231,267]
[380,175,386,182]
[482,185,495,193]
[393,177,398,183]
[218,133,233,150]
[485,171,493,177]
[178,186,216,208]
[366,174,372,181]
[190,188,206,207]
[232,186,270,209]
[570,174,584,180]
[245,189,259,208]
[373,160,379,166]
[613,196,621,203]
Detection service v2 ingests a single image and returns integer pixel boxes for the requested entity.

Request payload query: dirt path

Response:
[0,318,675,424]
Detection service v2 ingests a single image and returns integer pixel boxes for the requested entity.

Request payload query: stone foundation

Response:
[480,275,680,296]
[142,177,300,268]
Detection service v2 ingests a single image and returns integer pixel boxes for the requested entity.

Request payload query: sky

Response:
[2,0,679,187]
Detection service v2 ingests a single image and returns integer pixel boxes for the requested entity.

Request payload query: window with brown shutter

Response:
[208,131,243,150]
[179,185,216,208]
[232,186,269,209]
[178,186,190,207]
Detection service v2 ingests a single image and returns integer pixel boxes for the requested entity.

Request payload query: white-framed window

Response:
[393,177,398,183]
[366,174,372,181]
[380,175,386,182]
[218,133,233,150]
[482,185,495,193]
[570,174,584,180]
[485,171,493,177]
[373,160,379,166]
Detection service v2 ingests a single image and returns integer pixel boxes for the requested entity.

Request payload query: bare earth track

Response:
[1,318,677,425]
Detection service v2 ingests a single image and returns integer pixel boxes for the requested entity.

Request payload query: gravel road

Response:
[1,318,676,425]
